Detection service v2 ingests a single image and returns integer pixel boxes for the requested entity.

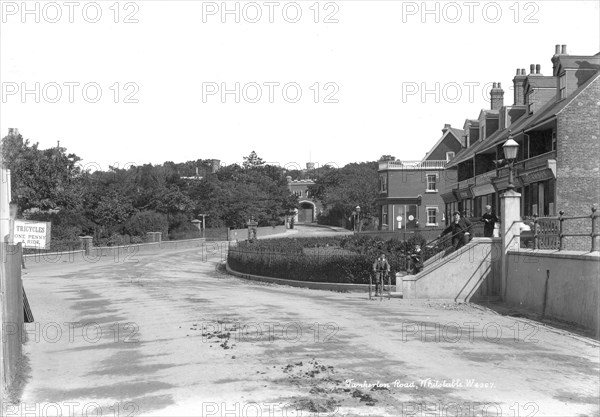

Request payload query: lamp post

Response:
[355,205,361,233]
[502,133,519,191]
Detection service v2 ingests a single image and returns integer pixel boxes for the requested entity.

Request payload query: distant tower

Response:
[306,162,315,170]
[211,159,221,173]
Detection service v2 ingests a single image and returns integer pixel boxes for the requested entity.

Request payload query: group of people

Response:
[370,206,499,295]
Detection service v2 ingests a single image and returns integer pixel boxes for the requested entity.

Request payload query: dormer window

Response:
[559,73,567,99]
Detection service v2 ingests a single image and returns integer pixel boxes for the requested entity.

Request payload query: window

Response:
[426,173,437,192]
[382,205,388,227]
[294,190,302,197]
[559,73,567,99]
[426,207,438,226]
[379,175,387,193]
[446,152,455,161]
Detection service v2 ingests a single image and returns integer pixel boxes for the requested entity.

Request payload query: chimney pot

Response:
[530,64,535,74]
[536,64,541,74]
[561,44,567,54]
[498,82,502,88]
[521,68,526,75]
[555,44,561,55]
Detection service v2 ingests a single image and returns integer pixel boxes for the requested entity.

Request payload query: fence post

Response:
[558,210,565,251]
[592,206,598,252]
[533,216,539,249]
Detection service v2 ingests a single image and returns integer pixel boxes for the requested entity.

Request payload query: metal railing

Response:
[421,221,482,266]
[530,206,599,252]
[379,160,447,171]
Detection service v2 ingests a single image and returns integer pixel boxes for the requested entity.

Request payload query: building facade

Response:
[286,172,321,224]
[377,124,464,231]
[444,45,600,243]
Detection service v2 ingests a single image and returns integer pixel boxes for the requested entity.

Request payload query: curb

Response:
[225,262,398,293]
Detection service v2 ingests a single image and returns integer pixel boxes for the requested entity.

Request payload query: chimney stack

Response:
[490,82,504,110]
[536,64,541,74]
[555,44,561,55]
[442,123,451,133]
[561,44,567,54]
[513,69,527,105]
[530,64,535,74]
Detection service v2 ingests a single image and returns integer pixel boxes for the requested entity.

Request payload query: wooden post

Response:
[558,210,565,251]
[591,206,598,252]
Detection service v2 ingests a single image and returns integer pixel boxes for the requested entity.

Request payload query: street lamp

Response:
[502,132,519,191]
[355,205,361,233]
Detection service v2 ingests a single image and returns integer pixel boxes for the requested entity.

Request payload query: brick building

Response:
[445,45,600,232]
[377,124,463,231]
[286,164,322,223]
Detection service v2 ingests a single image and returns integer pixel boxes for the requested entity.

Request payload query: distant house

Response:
[286,163,322,223]
[377,124,464,231]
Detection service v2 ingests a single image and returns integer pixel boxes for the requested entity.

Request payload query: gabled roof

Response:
[448,71,600,167]
[421,127,464,162]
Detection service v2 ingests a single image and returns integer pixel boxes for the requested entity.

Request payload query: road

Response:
[10,226,600,416]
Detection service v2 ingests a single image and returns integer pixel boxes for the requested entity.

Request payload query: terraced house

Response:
[444,45,600,238]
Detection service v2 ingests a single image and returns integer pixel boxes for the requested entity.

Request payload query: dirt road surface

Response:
[10,227,600,417]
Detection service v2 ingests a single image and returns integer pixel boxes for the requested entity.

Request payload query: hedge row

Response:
[228,234,428,284]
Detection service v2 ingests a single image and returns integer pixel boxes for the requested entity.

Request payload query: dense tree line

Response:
[1,132,298,244]
[1,131,381,245]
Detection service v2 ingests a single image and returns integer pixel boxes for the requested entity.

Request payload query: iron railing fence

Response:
[527,207,599,252]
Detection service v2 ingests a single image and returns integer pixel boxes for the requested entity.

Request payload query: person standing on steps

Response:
[372,253,390,296]
[481,205,498,238]
[440,211,473,252]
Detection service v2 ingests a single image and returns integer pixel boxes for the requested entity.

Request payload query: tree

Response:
[308,162,379,228]
[242,151,265,169]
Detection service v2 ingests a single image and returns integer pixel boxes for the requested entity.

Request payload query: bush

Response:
[228,235,427,284]
[123,210,169,238]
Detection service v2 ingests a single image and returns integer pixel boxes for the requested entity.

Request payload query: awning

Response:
[440,191,457,204]
[453,187,473,201]
[518,160,556,185]
[492,176,523,191]
[472,183,496,197]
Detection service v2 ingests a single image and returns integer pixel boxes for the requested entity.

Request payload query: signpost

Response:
[13,220,51,249]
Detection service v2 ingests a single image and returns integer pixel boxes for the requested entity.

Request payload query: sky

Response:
[1,0,599,171]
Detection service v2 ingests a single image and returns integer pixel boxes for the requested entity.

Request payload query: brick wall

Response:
[555,75,600,217]
[555,75,600,250]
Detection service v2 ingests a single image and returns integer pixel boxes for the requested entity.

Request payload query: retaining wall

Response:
[505,249,600,337]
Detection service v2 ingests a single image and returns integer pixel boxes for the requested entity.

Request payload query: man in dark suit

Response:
[481,205,498,237]
[440,211,473,252]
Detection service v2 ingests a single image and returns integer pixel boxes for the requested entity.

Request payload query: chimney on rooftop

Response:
[536,64,541,74]
[513,69,527,105]
[530,64,535,74]
[552,44,568,76]
[490,82,504,110]
[442,124,451,133]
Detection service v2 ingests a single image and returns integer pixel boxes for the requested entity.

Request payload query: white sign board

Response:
[13,220,51,249]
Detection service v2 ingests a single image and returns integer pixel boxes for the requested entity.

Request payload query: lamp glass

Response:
[503,138,519,160]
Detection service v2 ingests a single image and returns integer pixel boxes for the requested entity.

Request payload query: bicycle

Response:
[369,270,392,301]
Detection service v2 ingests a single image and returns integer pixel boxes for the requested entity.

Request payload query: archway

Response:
[297,200,316,223]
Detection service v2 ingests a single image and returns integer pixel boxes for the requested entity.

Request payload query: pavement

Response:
[8,228,600,417]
